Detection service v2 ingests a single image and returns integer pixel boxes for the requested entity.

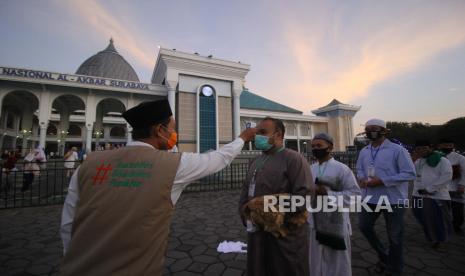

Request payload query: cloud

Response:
[60,0,156,71]
[278,4,465,111]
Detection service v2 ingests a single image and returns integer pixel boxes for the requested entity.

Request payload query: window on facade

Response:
[47,124,57,136]
[6,113,14,129]
[110,126,126,138]
[199,85,216,152]
[68,124,81,137]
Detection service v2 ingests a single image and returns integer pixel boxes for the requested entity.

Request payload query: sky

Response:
[1,0,464,133]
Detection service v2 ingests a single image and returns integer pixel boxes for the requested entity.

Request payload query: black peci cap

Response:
[122,99,172,128]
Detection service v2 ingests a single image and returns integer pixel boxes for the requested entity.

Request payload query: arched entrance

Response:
[0,91,39,155]
[95,98,126,150]
[51,94,86,156]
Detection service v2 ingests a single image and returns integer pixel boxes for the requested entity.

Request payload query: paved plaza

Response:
[0,190,464,276]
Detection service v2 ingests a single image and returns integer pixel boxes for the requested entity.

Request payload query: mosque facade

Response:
[0,39,360,156]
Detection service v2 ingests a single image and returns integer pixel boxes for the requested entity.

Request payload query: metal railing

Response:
[0,151,359,209]
[0,160,79,209]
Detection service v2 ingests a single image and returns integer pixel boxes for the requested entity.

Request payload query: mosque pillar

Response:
[12,136,18,151]
[94,108,105,150]
[166,82,177,118]
[0,134,5,152]
[39,123,48,150]
[20,106,34,155]
[296,123,301,153]
[38,88,51,150]
[85,91,97,152]
[59,108,70,156]
[349,117,354,146]
[85,125,93,152]
[126,124,132,143]
[233,88,242,138]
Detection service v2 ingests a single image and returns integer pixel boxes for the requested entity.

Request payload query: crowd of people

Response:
[21,98,460,276]
[0,142,131,194]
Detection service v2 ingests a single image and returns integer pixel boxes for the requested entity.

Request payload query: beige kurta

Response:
[239,148,313,276]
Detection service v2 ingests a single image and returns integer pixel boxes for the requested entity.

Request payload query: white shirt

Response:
[64,152,78,168]
[60,138,245,254]
[413,157,453,200]
[308,158,361,236]
[445,151,465,191]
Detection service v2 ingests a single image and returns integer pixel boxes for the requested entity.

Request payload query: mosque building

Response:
[0,39,360,156]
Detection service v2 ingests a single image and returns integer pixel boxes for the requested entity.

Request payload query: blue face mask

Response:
[254,134,274,151]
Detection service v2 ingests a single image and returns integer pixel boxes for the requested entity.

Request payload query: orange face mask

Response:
[161,126,178,150]
[166,132,178,150]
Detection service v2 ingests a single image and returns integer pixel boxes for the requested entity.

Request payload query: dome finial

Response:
[104,37,117,52]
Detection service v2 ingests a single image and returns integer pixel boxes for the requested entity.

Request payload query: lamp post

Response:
[94,130,102,151]
[20,129,33,156]
[59,130,69,156]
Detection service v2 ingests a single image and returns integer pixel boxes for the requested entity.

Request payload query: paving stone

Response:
[192,255,218,264]
[223,268,243,276]
[203,263,226,276]
[164,257,176,266]
[224,260,246,270]
[25,264,53,274]
[1,191,465,276]
[170,258,193,273]
[166,250,189,259]
[176,244,194,252]
[187,261,209,273]
[403,256,425,270]
[189,245,207,256]
[351,267,370,276]
[219,253,236,261]
[204,248,220,257]
[360,251,378,264]
[172,271,201,276]
[351,258,371,269]
[4,258,30,268]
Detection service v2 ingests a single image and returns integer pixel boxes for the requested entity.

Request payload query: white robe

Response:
[309,158,361,276]
[445,151,465,203]
[412,157,452,201]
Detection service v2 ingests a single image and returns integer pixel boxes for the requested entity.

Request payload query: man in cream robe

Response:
[308,133,361,276]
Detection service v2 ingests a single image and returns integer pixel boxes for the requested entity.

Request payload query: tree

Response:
[437,117,465,151]
[387,121,439,146]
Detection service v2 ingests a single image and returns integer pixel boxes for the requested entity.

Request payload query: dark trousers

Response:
[412,197,452,242]
[22,173,34,192]
[451,200,464,231]
[359,203,405,276]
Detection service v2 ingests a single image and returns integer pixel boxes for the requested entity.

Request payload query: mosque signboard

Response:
[0,66,149,90]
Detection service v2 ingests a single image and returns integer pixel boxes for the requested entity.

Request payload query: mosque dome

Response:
[76,39,140,82]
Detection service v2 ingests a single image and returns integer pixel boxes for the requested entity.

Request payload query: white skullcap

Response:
[365,118,386,128]
[313,133,334,145]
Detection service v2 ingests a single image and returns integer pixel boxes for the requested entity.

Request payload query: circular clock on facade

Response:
[201,85,214,97]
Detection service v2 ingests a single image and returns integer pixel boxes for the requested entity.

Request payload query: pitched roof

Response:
[326,99,342,107]
[240,90,302,114]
